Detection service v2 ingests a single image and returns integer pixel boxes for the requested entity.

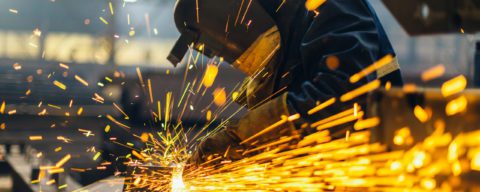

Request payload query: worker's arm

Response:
[237,0,388,141]
[191,0,391,163]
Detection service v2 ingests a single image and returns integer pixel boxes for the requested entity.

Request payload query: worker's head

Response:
[167,0,281,75]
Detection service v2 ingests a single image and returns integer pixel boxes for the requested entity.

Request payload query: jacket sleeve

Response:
[232,0,389,144]
[286,0,385,125]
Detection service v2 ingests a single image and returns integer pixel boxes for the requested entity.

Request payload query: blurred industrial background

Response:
[0,0,478,191]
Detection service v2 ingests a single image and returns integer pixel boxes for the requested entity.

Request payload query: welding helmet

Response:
[167,0,277,67]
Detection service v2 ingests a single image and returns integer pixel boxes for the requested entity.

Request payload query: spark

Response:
[99,17,109,25]
[29,136,43,141]
[55,154,71,168]
[93,152,101,161]
[308,98,336,115]
[9,9,18,14]
[354,117,380,131]
[109,2,114,15]
[212,88,227,106]
[441,75,467,97]
[106,114,131,129]
[414,105,429,123]
[8,109,16,115]
[136,67,145,87]
[340,79,381,102]
[421,65,445,82]
[446,95,468,116]
[105,125,111,133]
[202,64,218,88]
[53,80,67,90]
[113,102,130,119]
[148,79,154,103]
[75,75,89,86]
[349,54,394,83]
[59,63,69,69]
[0,101,5,114]
[77,107,83,115]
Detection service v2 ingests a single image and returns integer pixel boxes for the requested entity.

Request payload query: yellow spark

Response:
[354,117,380,131]
[132,150,146,161]
[106,114,131,129]
[212,88,227,106]
[202,64,219,88]
[206,110,212,121]
[7,110,16,115]
[349,54,393,83]
[99,17,109,25]
[385,81,392,90]
[58,184,68,190]
[305,0,327,11]
[59,63,69,69]
[165,92,172,127]
[340,80,381,102]
[77,107,83,115]
[136,67,145,87]
[133,177,141,186]
[48,104,61,109]
[109,2,114,15]
[113,102,130,120]
[54,147,62,152]
[421,65,445,82]
[53,80,67,90]
[446,95,467,116]
[232,91,239,101]
[441,75,467,97]
[105,125,111,133]
[29,136,43,141]
[1,101,5,114]
[93,152,101,161]
[140,133,149,143]
[317,111,364,130]
[308,98,336,115]
[46,179,56,185]
[311,107,358,127]
[414,105,429,123]
[148,79,153,103]
[55,154,71,168]
[75,75,89,86]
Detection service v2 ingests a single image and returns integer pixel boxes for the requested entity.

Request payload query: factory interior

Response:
[0,0,480,191]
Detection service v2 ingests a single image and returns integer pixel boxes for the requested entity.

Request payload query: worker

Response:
[168,0,403,164]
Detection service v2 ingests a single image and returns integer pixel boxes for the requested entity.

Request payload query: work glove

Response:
[189,93,298,165]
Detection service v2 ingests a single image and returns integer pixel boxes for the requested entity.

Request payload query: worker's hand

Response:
[189,128,243,165]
